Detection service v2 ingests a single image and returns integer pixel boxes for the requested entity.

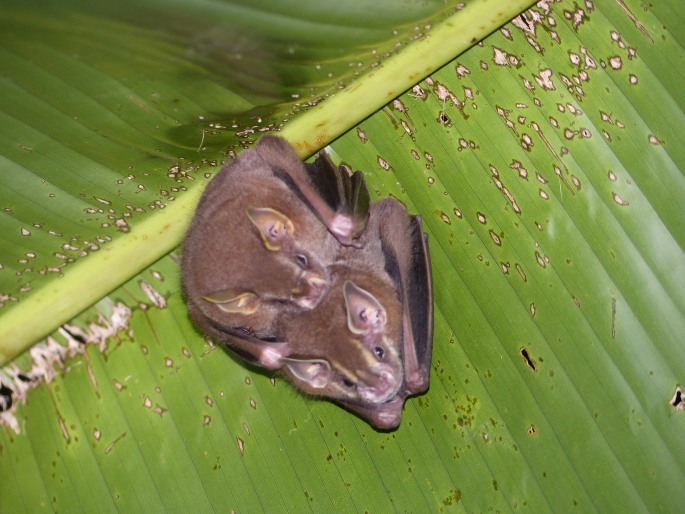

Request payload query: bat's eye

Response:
[373,346,385,359]
[295,253,309,268]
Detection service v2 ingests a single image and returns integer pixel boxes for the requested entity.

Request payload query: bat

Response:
[278,198,433,429]
[181,136,432,429]
[181,136,369,369]
[280,262,404,410]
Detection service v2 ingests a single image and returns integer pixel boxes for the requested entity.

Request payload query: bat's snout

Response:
[357,365,401,404]
[292,272,329,309]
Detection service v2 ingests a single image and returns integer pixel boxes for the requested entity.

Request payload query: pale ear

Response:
[282,358,332,389]
[246,207,294,251]
[203,289,260,315]
[343,281,387,335]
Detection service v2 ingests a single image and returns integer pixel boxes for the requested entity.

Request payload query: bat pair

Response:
[181,136,433,429]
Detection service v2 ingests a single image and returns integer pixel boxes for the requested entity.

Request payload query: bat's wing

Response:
[185,298,291,370]
[404,215,433,394]
[305,150,370,243]
[253,135,369,246]
[379,205,433,397]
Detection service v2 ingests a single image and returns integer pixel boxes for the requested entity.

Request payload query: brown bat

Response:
[278,199,433,429]
[181,136,369,369]
[181,137,432,429]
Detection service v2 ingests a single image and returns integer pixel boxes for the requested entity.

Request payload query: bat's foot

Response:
[259,345,289,370]
[404,370,430,395]
[330,213,355,243]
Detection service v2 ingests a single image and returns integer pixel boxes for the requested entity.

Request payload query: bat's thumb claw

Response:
[259,345,290,370]
[330,213,354,240]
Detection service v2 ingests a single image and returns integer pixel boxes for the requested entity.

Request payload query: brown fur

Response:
[277,200,413,407]
[181,137,337,341]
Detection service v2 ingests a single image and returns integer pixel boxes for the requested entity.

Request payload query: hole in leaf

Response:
[520,347,537,372]
[62,325,87,345]
[671,386,684,411]
[0,381,13,412]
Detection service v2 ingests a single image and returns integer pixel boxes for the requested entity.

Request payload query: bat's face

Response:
[200,206,330,317]
[269,233,329,310]
[244,205,330,309]
[282,272,404,406]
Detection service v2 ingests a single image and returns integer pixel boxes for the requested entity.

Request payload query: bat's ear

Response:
[203,289,260,315]
[343,281,387,335]
[282,358,332,388]
[246,207,295,251]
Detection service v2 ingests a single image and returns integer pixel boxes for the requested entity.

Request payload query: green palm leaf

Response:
[2,0,683,512]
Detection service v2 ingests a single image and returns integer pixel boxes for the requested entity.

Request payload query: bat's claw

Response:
[404,370,430,395]
[259,345,289,370]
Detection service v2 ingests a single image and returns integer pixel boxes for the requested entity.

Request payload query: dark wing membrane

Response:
[185,298,288,369]
[304,151,370,244]
[346,170,371,240]
[406,215,434,389]
[378,209,433,395]
[303,150,345,214]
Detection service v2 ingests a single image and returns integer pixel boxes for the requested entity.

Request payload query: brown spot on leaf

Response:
[609,56,622,70]
[489,230,501,246]
[612,193,630,206]
[377,156,391,170]
[105,433,127,454]
[55,407,71,443]
[437,210,451,225]
[534,68,555,90]
[152,405,167,417]
[516,264,527,282]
